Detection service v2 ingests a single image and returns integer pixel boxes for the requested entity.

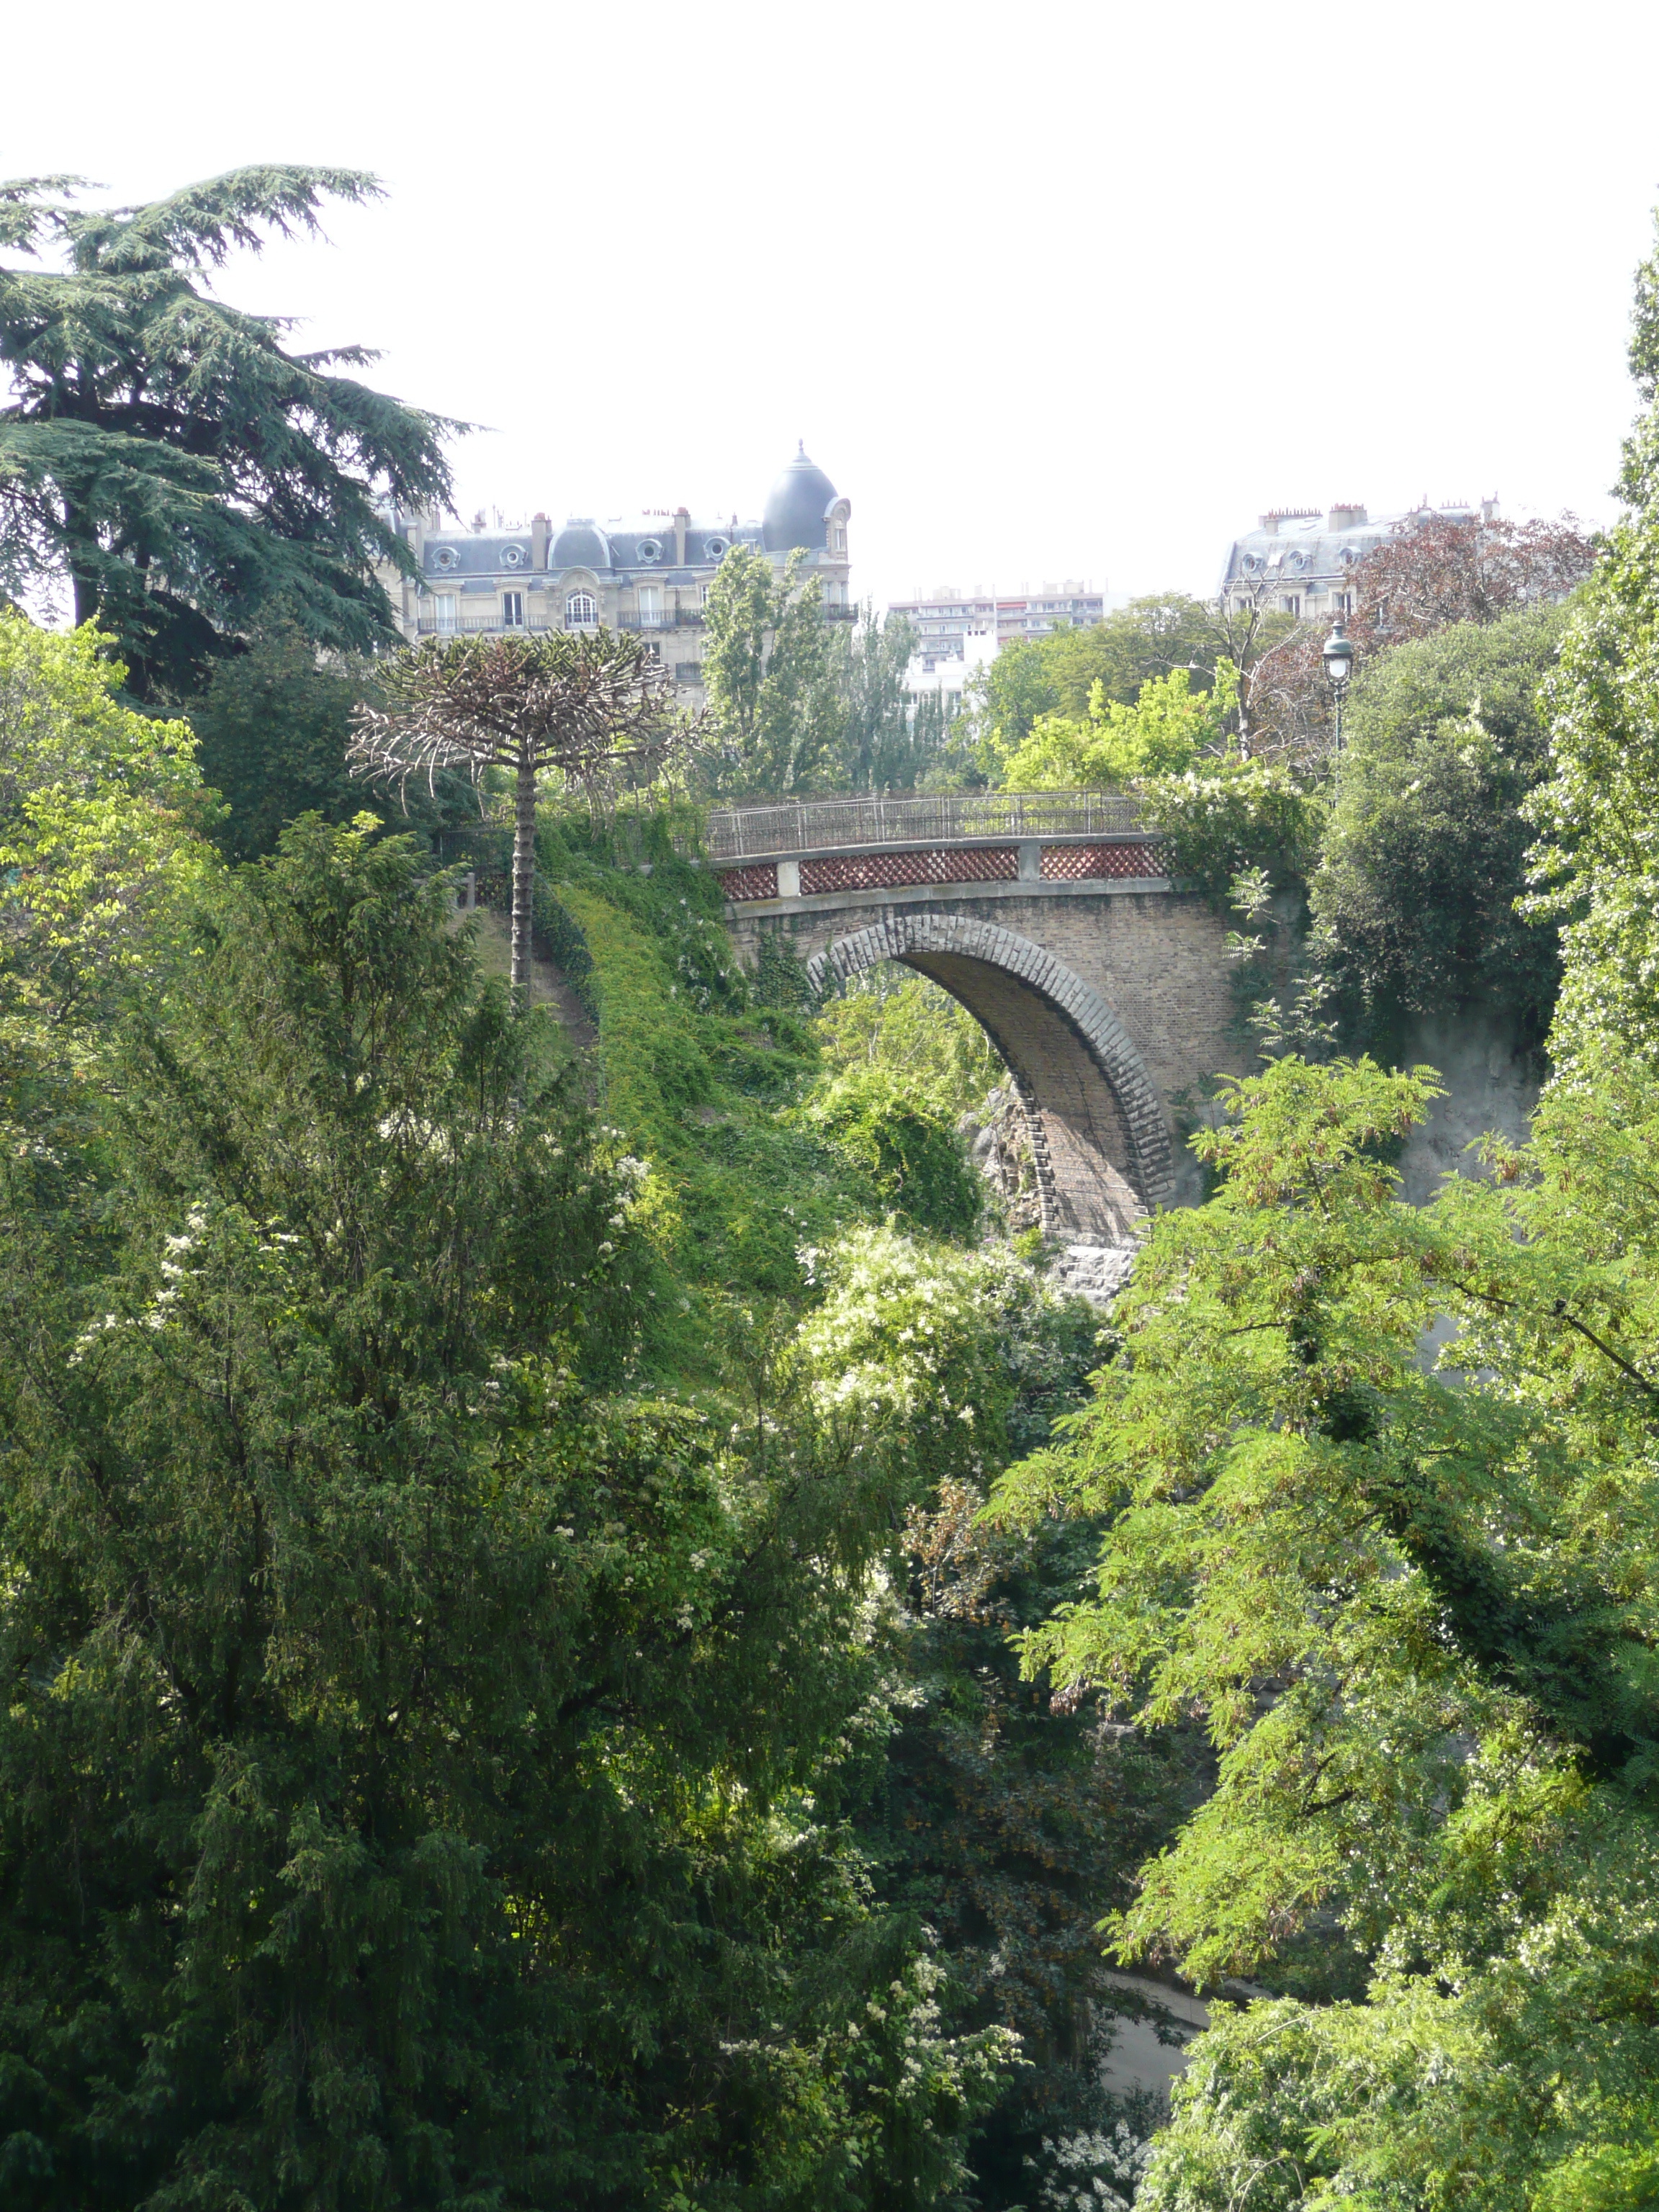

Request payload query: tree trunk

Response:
[512,755,537,993]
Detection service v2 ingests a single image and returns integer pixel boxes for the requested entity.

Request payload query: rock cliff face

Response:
[1393,1005,1542,1206]
[1038,1004,1543,1310]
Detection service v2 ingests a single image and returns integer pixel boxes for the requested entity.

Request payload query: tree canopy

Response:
[1310,604,1569,1040]
[698,544,840,796]
[0,168,456,693]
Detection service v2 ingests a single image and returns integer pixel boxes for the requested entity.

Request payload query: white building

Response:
[374,446,854,701]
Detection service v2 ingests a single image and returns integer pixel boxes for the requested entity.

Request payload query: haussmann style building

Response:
[1218,498,1498,621]
[376,446,854,700]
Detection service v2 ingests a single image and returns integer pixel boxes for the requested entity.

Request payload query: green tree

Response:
[1524,210,1659,1074]
[989,1050,1659,2208]
[0,169,454,695]
[974,595,1226,759]
[0,817,1011,2209]
[1310,604,1569,1043]
[188,627,391,860]
[812,970,1004,1123]
[796,1064,986,1239]
[995,665,1237,791]
[0,613,211,1056]
[791,1228,1187,2206]
[700,545,842,796]
[829,604,923,790]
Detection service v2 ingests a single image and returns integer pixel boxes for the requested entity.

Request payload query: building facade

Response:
[1218,499,1496,620]
[888,581,1107,674]
[376,446,853,698]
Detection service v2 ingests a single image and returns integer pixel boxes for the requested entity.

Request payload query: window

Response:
[638,538,662,565]
[500,544,525,569]
[502,590,524,628]
[706,536,729,559]
[433,593,458,633]
[832,525,846,552]
[674,662,701,683]
[1280,594,1301,616]
[1336,590,1353,614]
[699,582,711,607]
[567,591,598,628]
[637,585,661,627]
[433,546,458,571]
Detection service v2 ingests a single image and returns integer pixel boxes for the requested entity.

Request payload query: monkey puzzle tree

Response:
[0,168,455,693]
[349,629,691,988]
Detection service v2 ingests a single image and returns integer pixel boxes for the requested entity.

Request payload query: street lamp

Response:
[1322,617,1355,757]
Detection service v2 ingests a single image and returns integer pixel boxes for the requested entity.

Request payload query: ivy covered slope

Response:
[528,810,984,1380]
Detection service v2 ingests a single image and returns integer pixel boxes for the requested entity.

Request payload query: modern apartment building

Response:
[374,446,853,699]
[1218,499,1496,620]
[888,581,1107,673]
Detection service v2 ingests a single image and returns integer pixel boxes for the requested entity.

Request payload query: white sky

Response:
[6,0,1658,608]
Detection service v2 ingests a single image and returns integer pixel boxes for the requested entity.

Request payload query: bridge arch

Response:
[806,912,1175,1241]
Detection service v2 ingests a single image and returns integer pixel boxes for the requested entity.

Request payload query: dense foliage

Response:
[993,666,1233,793]
[0,613,211,1054]
[991,1051,1659,2206]
[13,158,1659,2212]
[0,816,1025,2211]
[189,627,405,861]
[1311,606,1568,1042]
[973,596,1229,756]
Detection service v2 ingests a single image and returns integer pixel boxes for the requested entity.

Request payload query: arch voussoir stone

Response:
[806,911,1177,1228]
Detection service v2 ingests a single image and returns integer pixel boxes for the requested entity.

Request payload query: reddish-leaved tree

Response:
[1245,512,1599,759]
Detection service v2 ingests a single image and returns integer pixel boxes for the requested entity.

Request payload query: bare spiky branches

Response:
[349,629,699,989]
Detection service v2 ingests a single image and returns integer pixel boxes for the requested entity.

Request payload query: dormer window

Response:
[706,536,729,559]
[433,546,458,571]
[638,538,662,565]
[500,544,525,569]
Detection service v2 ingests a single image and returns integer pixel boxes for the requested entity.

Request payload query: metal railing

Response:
[618,607,705,631]
[700,789,1146,861]
[415,613,556,637]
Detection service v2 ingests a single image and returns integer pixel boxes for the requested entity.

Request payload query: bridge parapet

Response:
[704,791,1166,911]
[702,788,1143,861]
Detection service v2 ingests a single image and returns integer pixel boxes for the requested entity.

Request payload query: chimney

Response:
[673,505,688,566]
[531,511,550,568]
[1259,513,1280,536]
[1480,495,1499,525]
[1326,504,1367,532]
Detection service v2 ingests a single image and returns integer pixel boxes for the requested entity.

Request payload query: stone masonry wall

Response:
[729,889,1243,1208]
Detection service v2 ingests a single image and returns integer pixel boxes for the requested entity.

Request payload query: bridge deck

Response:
[705,791,1167,909]
[701,788,1143,862]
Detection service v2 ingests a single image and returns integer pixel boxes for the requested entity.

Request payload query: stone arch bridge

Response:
[710,793,1242,1244]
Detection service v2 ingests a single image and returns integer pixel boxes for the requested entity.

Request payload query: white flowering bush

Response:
[791,1223,1094,1494]
[1029,2121,1154,2211]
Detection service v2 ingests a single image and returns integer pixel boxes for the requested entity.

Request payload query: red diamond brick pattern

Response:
[1040,842,1163,881]
[799,845,1018,895]
[720,863,779,902]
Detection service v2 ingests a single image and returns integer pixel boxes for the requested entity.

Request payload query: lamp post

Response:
[1322,616,1355,761]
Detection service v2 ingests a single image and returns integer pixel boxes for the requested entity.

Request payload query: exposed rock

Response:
[1048,1241,1137,1308]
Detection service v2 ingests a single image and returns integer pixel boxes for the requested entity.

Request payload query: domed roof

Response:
[762,444,840,554]
[552,521,611,570]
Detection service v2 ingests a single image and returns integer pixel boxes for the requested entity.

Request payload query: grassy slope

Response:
[531,814,881,1384]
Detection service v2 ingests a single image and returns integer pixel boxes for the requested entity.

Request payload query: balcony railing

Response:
[823,603,858,621]
[618,607,705,631]
[699,789,1146,861]
[416,612,557,635]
